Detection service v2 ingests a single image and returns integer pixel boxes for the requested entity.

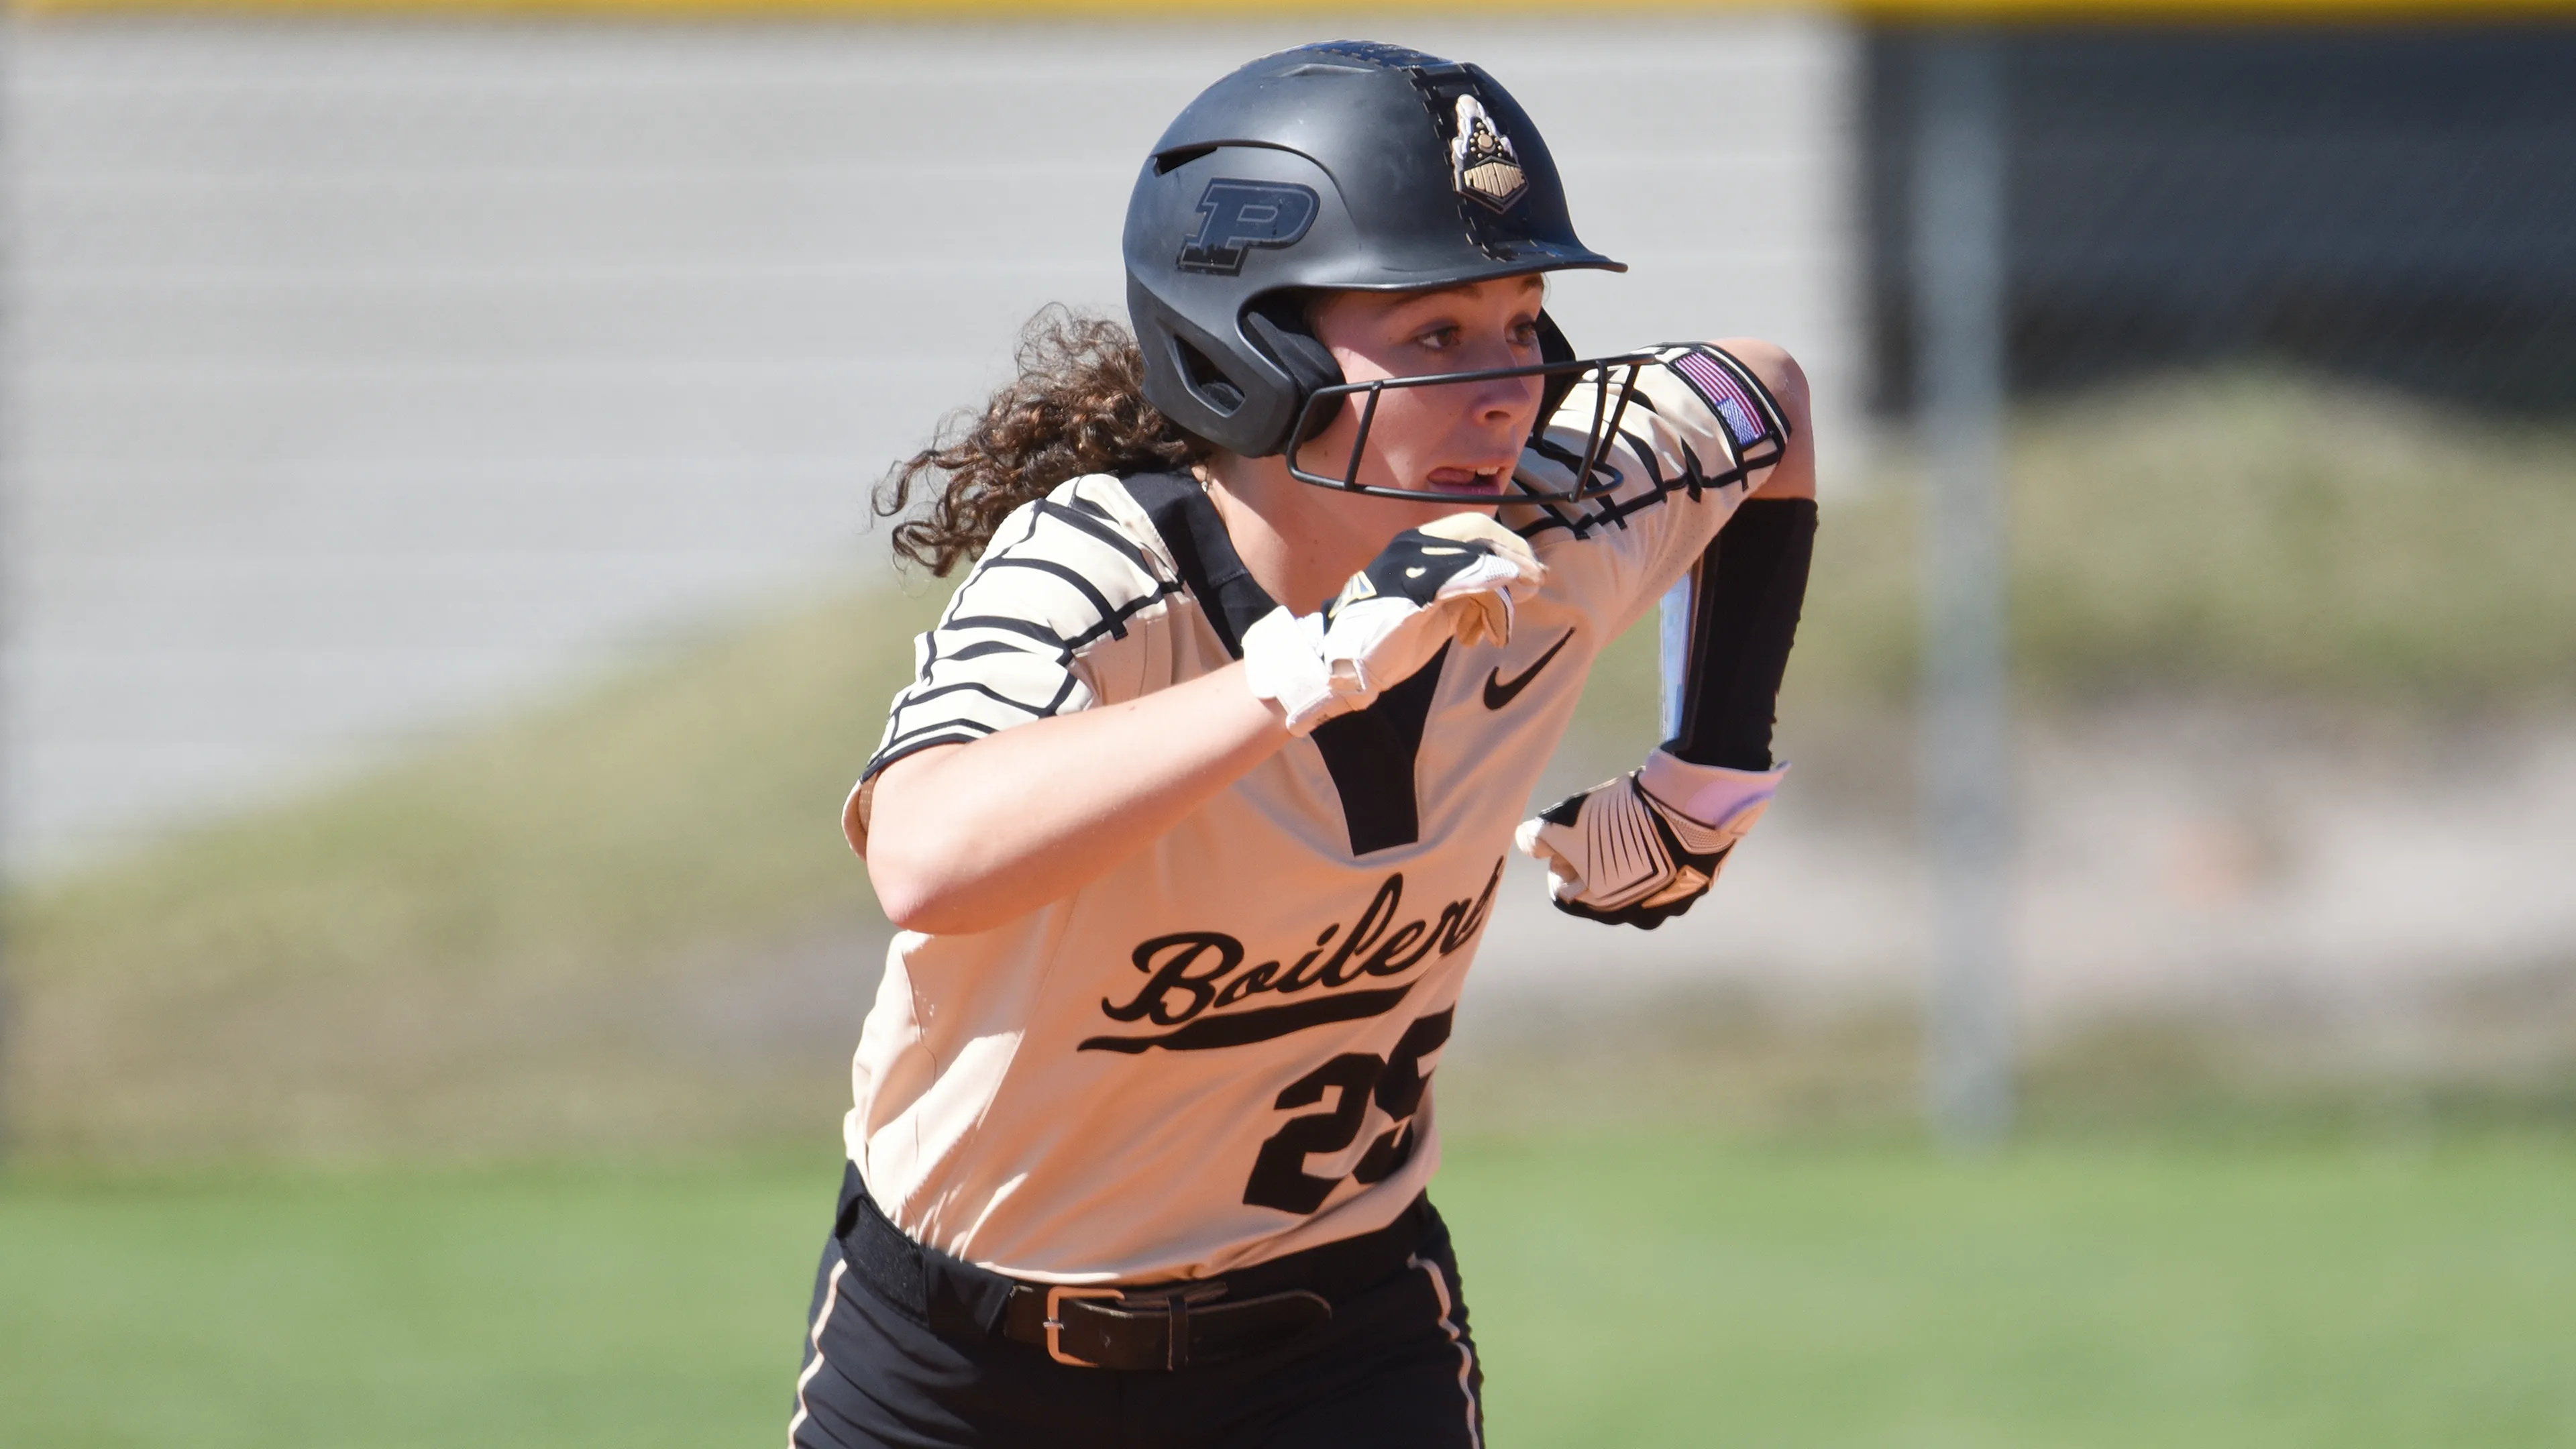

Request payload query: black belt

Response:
[833,1162,1432,1372]
[997,1279,1331,1371]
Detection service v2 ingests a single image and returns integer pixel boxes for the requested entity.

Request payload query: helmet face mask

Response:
[1123,41,1646,504]
[1284,345,1662,504]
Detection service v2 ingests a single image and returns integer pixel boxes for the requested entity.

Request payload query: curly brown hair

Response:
[873,307,1210,577]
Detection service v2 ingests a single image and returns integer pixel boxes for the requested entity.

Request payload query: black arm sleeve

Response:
[1670,496,1819,771]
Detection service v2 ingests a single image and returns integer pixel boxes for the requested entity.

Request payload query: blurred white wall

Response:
[3,14,1861,872]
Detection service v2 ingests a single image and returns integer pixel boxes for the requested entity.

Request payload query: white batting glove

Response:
[1515,749,1786,929]
[1244,514,1545,736]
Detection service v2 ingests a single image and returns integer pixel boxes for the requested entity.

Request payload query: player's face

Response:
[1297,276,1548,523]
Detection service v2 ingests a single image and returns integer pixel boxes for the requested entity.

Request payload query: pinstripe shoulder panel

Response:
[863,475,1182,780]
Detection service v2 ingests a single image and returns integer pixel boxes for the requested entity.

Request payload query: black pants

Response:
[789,1167,1485,1448]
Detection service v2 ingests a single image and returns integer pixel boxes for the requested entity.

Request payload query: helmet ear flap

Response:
[1243,300,1346,446]
[1533,307,1578,441]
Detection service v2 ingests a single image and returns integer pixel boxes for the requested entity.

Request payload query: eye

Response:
[1415,324,1461,352]
[1508,317,1541,349]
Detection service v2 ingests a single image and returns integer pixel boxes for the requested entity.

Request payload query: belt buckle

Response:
[1041,1286,1127,1368]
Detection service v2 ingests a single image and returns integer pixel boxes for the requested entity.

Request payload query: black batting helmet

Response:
[1124,41,1648,502]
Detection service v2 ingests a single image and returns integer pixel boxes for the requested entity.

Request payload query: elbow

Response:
[853,749,981,934]
[854,782,941,932]
[862,845,971,936]
[864,835,1016,936]
[864,853,935,934]
[1711,337,1813,437]
[1712,337,1816,500]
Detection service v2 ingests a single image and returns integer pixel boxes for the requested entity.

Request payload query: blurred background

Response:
[4,4,2573,1446]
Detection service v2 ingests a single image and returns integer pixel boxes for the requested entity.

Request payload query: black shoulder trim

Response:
[943,614,1080,651]
[945,639,1026,662]
[896,678,1063,718]
[1032,498,1159,577]
[1514,443,1700,543]
[1121,472,1279,659]
[976,556,1127,640]
[860,722,997,782]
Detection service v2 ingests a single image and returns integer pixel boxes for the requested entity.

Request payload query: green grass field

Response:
[8,1133,2573,1448]
[7,375,2574,1446]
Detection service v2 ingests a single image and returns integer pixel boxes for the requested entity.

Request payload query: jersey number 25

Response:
[1241,1010,1453,1215]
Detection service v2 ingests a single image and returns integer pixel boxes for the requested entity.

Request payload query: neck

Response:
[1199,453,1389,615]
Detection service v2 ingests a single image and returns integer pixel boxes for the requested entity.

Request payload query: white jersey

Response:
[845,345,1785,1282]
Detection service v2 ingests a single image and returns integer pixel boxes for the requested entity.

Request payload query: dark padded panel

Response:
[1122,472,1278,656]
[1310,645,1449,856]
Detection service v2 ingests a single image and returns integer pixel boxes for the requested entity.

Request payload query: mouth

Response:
[1422,464,1509,495]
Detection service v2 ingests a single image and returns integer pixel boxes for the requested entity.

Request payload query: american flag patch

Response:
[1671,350,1770,451]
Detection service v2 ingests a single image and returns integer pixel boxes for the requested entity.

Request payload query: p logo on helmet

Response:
[1177,180,1320,276]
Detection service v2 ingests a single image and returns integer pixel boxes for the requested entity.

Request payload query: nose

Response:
[1448,335,1538,419]
[1473,364,1541,427]
[1479,380,1536,426]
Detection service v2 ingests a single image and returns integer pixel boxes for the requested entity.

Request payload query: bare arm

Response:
[855,662,1289,935]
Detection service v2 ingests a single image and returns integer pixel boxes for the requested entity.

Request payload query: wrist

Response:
[1638,747,1786,833]
[1241,606,1351,737]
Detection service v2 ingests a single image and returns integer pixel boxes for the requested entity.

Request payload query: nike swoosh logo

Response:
[1483,629,1575,710]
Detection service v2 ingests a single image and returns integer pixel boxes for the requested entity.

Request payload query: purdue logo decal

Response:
[1177,179,1320,276]
[1449,94,1527,211]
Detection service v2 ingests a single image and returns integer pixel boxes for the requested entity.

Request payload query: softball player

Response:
[794,41,1819,1448]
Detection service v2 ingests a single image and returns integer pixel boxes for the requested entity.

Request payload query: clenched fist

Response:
[1244,513,1546,736]
[1516,749,1785,929]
